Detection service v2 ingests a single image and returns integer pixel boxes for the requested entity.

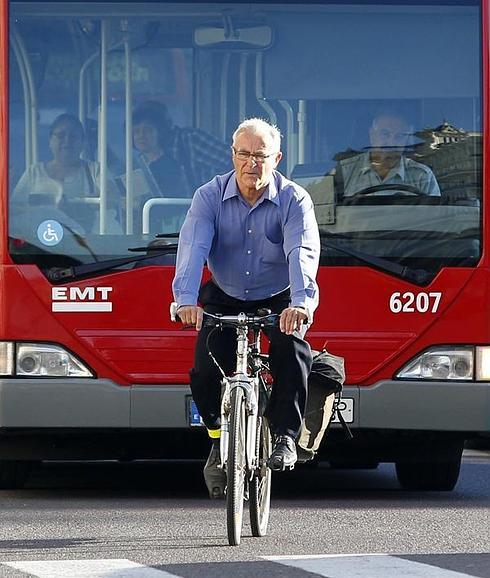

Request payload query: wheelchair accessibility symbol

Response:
[37,220,64,246]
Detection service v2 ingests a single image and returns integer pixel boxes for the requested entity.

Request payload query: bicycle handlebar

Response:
[169,302,278,328]
[202,310,279,329]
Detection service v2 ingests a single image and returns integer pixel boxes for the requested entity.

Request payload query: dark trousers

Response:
[190,281,312,439]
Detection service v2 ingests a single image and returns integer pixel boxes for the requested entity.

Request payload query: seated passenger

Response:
[131,102,190,198]
[335,111,441,197]
[132,100,231,192]
[12,113,122,234]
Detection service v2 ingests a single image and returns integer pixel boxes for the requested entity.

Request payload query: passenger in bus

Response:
[131,102,189,198]
[12,113,122,234]
[172,118,320,498]
[335,111,441,197]
[132,100,231,192]
[122,102,191,234]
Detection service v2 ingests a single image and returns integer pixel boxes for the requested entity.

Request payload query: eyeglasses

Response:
[231,147,277,163]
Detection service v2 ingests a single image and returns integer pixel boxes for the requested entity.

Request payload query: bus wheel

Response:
[0,460,33,489]
[395,443,463,491]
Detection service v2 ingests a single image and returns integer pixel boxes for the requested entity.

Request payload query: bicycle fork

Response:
[220,323,259,474]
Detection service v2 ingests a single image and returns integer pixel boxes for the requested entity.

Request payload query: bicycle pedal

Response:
[268,457,296,471]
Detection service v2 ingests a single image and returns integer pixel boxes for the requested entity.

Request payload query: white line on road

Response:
[264,554,477,578]
[3,559,180,578]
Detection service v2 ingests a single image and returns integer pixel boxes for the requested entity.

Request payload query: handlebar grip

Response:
[170,301,179,322]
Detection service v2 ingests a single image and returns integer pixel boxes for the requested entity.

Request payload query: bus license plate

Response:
[331,398,354,424]
[187,398,204,426]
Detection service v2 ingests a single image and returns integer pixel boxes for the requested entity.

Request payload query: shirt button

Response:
[245,290,249,294]
[246,271,250,275]
[247,250,251,254]
[248,229,252,234]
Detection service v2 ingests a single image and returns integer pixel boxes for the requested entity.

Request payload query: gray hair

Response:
[232,118,281,151]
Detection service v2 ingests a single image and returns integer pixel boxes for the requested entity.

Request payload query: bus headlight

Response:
[396,347,474,380]
[16,344,93,377]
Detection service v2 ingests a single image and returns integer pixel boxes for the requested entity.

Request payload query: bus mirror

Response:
[194,25,272,49]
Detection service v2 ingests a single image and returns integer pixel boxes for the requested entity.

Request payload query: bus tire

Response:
[395,443,463,491]
[0,460,33,489]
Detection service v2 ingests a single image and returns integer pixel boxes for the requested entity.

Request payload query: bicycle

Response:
[203,310,277,546]
[171,303,276,546]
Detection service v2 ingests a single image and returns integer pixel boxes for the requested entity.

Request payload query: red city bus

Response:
[1,0,488,490]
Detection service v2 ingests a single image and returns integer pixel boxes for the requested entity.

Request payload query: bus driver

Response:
[172,118,320,499]
[336,111,441,197]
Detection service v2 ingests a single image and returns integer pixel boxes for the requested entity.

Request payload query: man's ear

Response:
[273,151,283,168]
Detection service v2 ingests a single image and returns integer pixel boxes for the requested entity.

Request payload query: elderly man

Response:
[172,118,320,498]
[337,111,440,197]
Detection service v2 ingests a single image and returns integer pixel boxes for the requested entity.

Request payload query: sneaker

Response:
[268,434,297,471]
[203,443,226,499]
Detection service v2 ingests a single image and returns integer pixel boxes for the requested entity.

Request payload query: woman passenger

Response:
[132,101,189,198]
[13,113,121,234]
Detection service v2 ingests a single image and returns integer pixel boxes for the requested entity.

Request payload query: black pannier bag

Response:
[297,349,348,462]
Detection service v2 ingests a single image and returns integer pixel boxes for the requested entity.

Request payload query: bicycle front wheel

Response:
[249,415,272,536]
[226,386,247,546]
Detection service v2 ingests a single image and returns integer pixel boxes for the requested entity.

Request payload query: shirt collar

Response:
[222,171,280,206]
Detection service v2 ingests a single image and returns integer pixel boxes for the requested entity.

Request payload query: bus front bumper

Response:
[0,378,489,433]
[0,379,193,428]
[339,380,490,432]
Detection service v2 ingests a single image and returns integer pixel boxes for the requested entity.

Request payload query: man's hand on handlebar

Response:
[279,306,308,335]
[176,305,204,331]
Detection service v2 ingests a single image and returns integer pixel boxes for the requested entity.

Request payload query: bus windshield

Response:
[8,0,482,282]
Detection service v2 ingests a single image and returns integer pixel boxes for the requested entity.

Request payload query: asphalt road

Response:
[0,450,487,577]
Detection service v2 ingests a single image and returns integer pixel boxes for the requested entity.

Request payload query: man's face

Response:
[369,115,410,153]
[232,130,282,195]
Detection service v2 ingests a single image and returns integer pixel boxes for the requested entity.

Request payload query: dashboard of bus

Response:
[7,0,482,285]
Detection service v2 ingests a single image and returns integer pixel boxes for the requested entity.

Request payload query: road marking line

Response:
[264,554,477,578]
[3,559,180,578]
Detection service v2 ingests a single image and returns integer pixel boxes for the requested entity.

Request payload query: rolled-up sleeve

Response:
[172,185,216,306]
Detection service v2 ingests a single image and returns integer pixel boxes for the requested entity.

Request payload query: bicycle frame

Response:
[219,314,263,476]
[169,304,272,474]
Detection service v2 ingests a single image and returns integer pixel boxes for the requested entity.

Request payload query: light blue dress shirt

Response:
[172,170,320,316]
[339,152,441,196]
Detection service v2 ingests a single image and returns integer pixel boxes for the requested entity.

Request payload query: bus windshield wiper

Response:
[319,229,433,285]
[45,242,179,283]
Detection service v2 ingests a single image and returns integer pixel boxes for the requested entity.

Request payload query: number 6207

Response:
[389,291,442,314]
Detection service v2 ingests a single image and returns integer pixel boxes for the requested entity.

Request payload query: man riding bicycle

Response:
[172,118,320,498]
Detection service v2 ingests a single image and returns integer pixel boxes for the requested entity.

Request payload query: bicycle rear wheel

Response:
[226,386,247,546]
[249,415,272,536]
